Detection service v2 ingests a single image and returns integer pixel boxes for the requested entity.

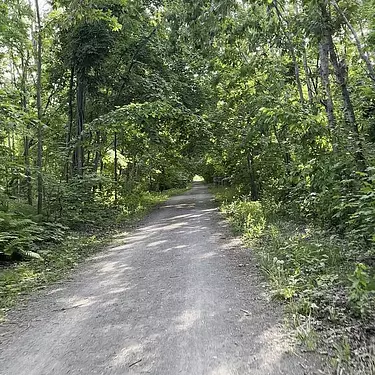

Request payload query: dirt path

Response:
[0,183,325,375]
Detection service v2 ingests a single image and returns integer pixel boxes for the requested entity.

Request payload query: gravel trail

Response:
[0,183,324,375]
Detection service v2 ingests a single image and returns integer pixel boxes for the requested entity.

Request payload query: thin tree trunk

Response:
[86,149,91,167]
[273,0,304,104]
[20,53,33,205]
[319,38,337,142]
[99,159,104,191]
[114,132,118,203]
[247,152,259,201]
[273,124,291,174]
[35,0,43,215]
[327,33,366,167]
[75,71,85,176]
[331,0,375,83]
[93,131,101,173]
[24,136,32,205]
[65,66,74,182]
[302,47,314,105]
[320,1,366,168]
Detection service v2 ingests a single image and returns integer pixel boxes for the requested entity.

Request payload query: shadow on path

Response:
[0,182,324,375]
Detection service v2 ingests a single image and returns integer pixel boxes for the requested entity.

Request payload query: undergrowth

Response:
[0,187,187,321]
[211,186,375,375]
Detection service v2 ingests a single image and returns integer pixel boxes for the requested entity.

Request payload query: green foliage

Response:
[210,186,238,204]
[213,186,375,370]
[0,186,186,320]
[1,0,375,369]
[341,170,375,244]
[223,199,266,238]
[0,210,67,260]
[70,19,115,72]
[0,0,198,267]
[348,263,375,318]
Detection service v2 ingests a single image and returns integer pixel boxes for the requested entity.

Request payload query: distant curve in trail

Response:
[0,183,323,375]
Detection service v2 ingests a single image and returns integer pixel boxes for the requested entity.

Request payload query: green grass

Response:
[210,186,375,374]
[0,187,189,321]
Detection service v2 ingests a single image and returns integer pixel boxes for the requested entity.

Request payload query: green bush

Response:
[223,199,266,238]
[342,170,375,244]
[0,211,67,260]
[212,187,375,321]
[348,263,375,318]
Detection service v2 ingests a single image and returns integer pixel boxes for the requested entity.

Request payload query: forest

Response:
[1,0,375,372]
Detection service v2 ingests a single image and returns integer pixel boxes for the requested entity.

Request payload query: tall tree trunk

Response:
[114,132,118,203]
[35,0,43,215]
[75,71,85,176]
[327,34,366,167]
[93,131,101,174]
[20,52,33,205]
[99,159,104,191]
[302,47,314,106]
[65,66,74,182]
[247,152,259,201]
[320,1,366,168]
[319,38,337,142]
[24,136,32,205]
[331,0,375,84]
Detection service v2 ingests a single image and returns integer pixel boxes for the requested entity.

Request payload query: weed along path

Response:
[0,183,323,375]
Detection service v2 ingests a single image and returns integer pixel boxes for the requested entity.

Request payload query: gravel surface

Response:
[0,183,326,375]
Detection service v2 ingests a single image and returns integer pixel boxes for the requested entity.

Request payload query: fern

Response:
[19,249,44,260]
[0,211,67,260]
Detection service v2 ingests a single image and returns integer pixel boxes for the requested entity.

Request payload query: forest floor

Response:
[0,183,327,375]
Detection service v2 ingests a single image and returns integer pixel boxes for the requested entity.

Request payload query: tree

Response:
[35,0,43,214]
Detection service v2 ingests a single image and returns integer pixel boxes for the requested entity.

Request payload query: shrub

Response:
[0,211,67,260]
[223,199,266,238]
